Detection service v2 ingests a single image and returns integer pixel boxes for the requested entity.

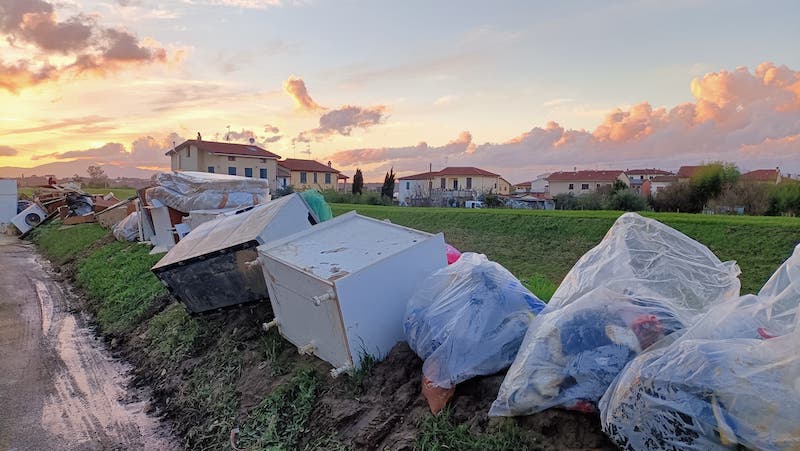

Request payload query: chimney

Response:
[249,137,255,144]
[197,132,202,141]
[328,161,332,167]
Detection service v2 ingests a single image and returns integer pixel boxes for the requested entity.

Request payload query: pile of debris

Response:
[9,182,123,236]
[15,169,798,449]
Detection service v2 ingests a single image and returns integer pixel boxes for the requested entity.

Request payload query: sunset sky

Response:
[1,0,799,182]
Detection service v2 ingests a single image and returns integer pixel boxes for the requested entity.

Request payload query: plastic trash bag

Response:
[299,190,332,222]
[445,243,461,264]
[113,211,140,241]
[599,244,800,451]
[404,253,546,413]
[490,213,741,416]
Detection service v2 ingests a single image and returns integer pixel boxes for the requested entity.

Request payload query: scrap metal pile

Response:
[11,171,798,449]
[9,182,123,236]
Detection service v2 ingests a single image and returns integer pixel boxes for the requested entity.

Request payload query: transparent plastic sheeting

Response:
[599,244,800,451]
[490,213,741,416]
[405,253,546,390]
[112,211,140,241]
[146,171,270,212]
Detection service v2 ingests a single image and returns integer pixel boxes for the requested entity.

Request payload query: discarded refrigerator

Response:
[259,211,447,374]
[151,193,318,313]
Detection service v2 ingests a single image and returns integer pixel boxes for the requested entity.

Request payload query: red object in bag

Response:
[445,243,462,265]
[421,376,455,414]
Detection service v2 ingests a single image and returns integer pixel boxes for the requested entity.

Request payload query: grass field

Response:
[330,204,800,295]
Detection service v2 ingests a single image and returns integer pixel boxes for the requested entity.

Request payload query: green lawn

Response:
[331,204,800,295]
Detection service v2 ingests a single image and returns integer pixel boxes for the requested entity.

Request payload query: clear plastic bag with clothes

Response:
[599,244,800,451]
[404,252,546,413]
[490,213,741,416]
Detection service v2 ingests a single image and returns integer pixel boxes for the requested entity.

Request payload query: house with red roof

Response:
[741,168,782,184]
[277,158,344,191]
[546,170,629,196]
[166,139,281,183]
[397,166,509,205]
[676,165,704,182]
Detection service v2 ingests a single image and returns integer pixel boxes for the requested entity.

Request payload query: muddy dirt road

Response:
[0,235,176,450]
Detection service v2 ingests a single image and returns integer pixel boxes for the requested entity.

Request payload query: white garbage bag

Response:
[113,211,140,242]
[599,244,800,451]
[404,253,546,413]
[490,213,741,416]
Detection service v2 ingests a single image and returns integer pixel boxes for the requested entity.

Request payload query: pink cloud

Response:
[327,63,800,181]
[283,75,324,112]
[0,0,171,92]
[296,105,387,142]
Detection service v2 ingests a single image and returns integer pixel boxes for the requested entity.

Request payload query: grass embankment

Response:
[332,204,800,295]
[28,208,800,450]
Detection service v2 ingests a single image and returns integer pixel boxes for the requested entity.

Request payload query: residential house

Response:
[677,165,704,183]
[398,166,507,205]
[741,168,782,184]
[547,170,629,196]
[166,139,280,183]
[625,168,673,194]
[513,181,532,193]
[513,173,550,194]
[278,159,342,191]
[646,175,679,197]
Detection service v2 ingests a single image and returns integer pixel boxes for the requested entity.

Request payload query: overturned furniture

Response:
[151,193,318,313]
[259,211,447,375]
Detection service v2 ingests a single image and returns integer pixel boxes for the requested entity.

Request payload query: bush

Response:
[606,189,647,212]
[767,182,800,216]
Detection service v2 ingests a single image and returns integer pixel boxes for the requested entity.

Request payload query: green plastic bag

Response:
[300,190,333,222]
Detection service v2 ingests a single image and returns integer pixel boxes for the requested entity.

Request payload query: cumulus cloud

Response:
[264,124,279,134]
[327,63,800,181]
[0,0,171,92]
[283,75,324,112]
[0,145,18,156]
[296,105,387,142]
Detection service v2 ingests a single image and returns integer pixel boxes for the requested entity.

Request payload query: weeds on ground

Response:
[260,328,291,376]
[302,432,353,451]
[236,366,321,450]
[29,221,107,264]
[76,241,166,335]
[346,352,378,396]
[144,303,201,371]
[415,408,535,451]
[181,334,244,451]
[521,274,557,302]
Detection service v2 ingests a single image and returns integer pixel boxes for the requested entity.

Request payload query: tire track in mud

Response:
[0,235,176,450]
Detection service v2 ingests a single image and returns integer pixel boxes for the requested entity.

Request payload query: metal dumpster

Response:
[151,193,318,313]
[258,211,447,374]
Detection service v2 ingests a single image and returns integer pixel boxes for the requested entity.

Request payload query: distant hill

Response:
[0,160,162,180]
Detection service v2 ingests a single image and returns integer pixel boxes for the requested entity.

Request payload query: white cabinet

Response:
[0,179,16,224]
[259,211,447,373]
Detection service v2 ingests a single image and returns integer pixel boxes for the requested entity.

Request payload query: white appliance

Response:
[258,211,447,375]
[12,203,47,234]
[0,179,16,224]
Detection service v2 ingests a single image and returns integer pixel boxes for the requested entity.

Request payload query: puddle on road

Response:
[35,260,177,450]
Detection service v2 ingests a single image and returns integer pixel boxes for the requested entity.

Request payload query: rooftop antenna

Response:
[292,141,296,158]
[301,142,311,156]
[225,125,231,141]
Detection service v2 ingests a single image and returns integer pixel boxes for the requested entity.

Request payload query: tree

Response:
[352,169,364,195]
[691,162,740,207]
[607,189,648,211]
[86,165,109,188]
[381,167,395,203]
[612,179,628,193]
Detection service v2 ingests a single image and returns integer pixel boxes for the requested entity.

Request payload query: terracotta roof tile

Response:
[546,170,625,182]
[170,139,281,159]
[277,159,340,173]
